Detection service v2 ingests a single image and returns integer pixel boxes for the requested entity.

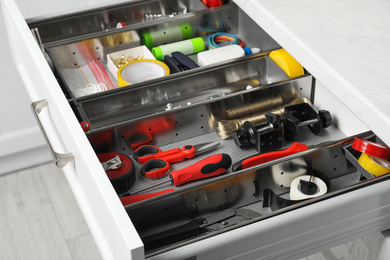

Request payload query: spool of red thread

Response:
[204,0,224,8]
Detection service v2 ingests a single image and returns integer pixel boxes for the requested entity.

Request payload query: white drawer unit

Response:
[2,0,390,259]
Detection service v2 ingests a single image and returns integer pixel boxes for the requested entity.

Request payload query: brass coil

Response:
[216,97,312,139]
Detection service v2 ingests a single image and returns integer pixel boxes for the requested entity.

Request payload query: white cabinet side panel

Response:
[314,80,369,137]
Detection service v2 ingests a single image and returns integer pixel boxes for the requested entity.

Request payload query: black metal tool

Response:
[164,51,199,73]
[142,208,261,250]
[284,103,332,141]
[233,112,283,153]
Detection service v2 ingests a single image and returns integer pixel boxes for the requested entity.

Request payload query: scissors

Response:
[133,142,220,179]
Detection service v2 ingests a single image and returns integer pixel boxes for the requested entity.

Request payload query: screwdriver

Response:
[121,189,175,206]
[129,153,232,195]
[232,142,309,172]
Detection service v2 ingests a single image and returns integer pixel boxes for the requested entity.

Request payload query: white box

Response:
[107,45,155,80]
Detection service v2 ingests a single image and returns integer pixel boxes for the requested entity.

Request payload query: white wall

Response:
[0,0,138,175]
[0,9,51,174]
[15,0,135,20]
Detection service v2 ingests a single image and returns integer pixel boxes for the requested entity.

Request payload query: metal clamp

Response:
[101,155,123,171]
[31,99,75,168]
[233,112,284,153]
[200,208,261,231]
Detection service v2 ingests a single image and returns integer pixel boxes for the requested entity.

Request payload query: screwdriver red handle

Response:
[120,189,174,206]
[170,153,232,186]
[232,142,309,172]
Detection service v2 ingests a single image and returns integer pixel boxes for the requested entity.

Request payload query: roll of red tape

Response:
[352,138,390,159]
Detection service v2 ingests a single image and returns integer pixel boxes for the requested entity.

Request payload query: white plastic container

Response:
[197,45,246,67]
[107,45,154,80]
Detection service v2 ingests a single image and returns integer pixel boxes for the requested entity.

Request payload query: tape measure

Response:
[352,137,390,159]
[98,153,136,194]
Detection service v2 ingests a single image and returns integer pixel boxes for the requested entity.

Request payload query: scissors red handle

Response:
[140,159,171,178]
[134,145,196,164]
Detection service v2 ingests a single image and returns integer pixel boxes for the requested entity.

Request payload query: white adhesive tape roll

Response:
[272,158,307,187]
[290,175,327,200]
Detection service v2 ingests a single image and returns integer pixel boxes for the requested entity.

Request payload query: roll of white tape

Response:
[272,158,307,187]
[290,175,327,200]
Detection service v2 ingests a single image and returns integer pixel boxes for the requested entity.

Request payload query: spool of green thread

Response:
[143,23,193,48]
[152,37,205,60]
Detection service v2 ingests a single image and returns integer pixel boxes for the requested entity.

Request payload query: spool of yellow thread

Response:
[269,49,304,78]
[358,153,390,177]
[117,59,170,87]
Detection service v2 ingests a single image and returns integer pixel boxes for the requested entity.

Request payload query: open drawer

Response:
[3,0,390,259]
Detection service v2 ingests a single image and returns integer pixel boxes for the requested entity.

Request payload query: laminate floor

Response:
[0,163,388,260]
[0,163,101,260]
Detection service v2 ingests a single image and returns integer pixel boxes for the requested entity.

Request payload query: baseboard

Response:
[0,145,52,175]
[0,126,52,175]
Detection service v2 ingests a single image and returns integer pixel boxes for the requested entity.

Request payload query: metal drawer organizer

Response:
[28,0,390,257]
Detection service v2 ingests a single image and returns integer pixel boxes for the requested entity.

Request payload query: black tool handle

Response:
[164,55,182,73]
[172,51,199,69]
[142,218,206,250]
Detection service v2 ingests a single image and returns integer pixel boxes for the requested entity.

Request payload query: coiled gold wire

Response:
[215,97,312,139]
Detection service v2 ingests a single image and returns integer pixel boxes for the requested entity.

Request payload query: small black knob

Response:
[299,179,318,195]
[265,112,279,125]
[318,110,332,128]
[233,129,250,148]
[284,118,299,141]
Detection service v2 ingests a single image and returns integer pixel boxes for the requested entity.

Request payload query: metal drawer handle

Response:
[31,99,75,168]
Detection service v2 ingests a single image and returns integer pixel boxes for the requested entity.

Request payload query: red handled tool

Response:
[130,153,232,194]
[120,189,175,206]
[232,142,309,172]
[134,142,220,179]
[128,131,153,151]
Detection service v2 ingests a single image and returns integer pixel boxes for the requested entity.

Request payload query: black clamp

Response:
[233,112,284,153]
[284,103,332,141]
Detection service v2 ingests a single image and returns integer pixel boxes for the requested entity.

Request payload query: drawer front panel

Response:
[148,177,390,260]
[127,133,385,256]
